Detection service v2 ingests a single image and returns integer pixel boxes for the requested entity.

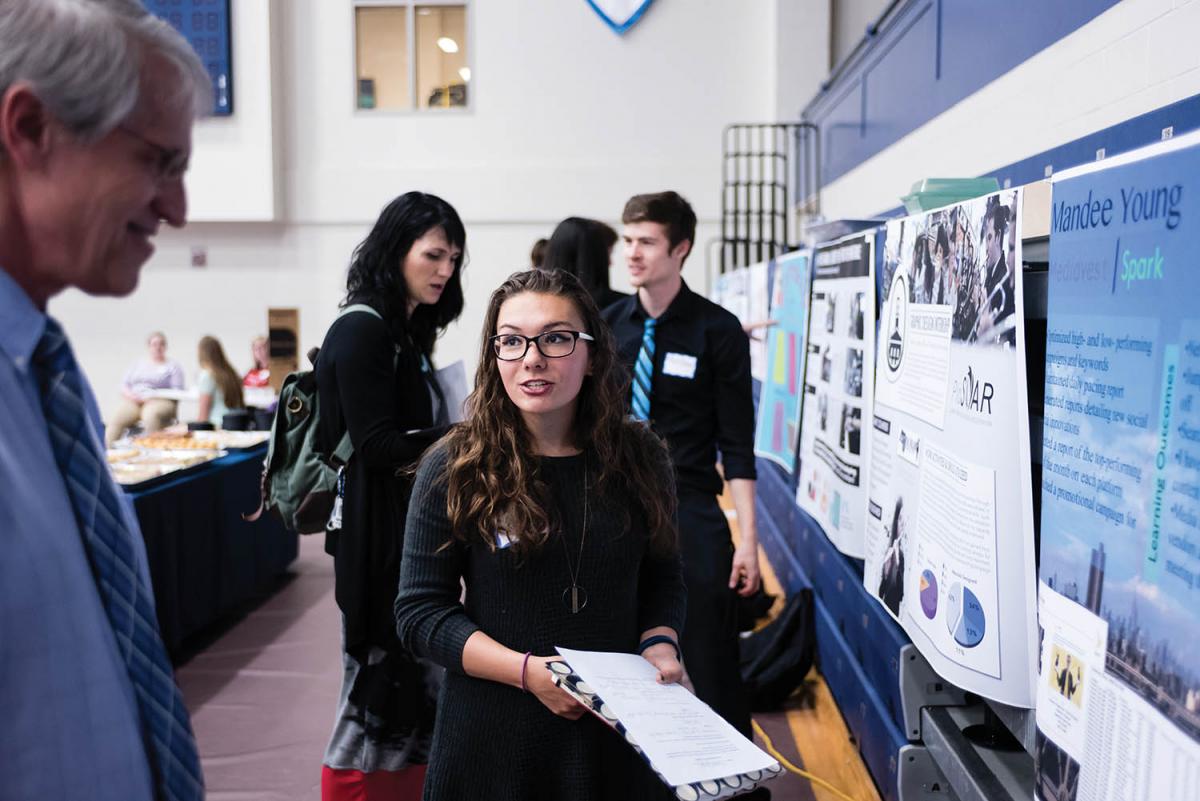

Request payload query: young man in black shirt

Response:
[602,191,763,745]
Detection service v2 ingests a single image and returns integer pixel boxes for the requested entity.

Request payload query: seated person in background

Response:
[106,331,184,445]
[196,335,244,426]
[243,335,270,388]
[542,216,629,310]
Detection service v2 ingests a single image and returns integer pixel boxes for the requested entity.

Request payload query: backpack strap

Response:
[330,430,354,468]
[328,303,397,467]
[340,303,382,320]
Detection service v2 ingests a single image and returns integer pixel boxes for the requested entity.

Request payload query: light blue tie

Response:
[32,318,204,801]
[632,317,657,421]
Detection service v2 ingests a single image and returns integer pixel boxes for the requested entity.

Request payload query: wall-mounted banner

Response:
[796,232,876,558]
[753,250,812,472]
[865,189,1037,707]
[585,0,655,34]
[1035,131,1200,801]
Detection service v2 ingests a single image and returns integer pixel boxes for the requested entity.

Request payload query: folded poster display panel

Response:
[715,267,750,327]
[753,251,813,472]
[1035,132,1200,801]
[864,189,1037,707]
[795,233,877,557]
[748,261,771,382]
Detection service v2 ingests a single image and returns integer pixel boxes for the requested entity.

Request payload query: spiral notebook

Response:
[548,649,783,801]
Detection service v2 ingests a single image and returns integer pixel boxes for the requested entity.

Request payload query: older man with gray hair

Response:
[0,2,210,799]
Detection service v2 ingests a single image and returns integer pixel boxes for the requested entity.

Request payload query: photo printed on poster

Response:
[754,250,812,472]
[865,189,1038,707]
[796,233,876,557]
[1035,133,1200,801]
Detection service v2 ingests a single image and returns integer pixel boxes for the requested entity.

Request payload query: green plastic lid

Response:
[901,177,1000,214]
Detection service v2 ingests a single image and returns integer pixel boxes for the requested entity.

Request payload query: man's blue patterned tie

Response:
[632,317,657,421]
[32,318,204,801]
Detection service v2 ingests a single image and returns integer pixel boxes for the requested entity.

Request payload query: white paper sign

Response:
[555,647,777,787]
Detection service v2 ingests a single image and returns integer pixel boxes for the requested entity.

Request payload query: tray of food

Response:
[106,431,228,488]
[190,430,271,450]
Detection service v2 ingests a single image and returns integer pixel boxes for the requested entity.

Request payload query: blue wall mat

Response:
[815,596,906,801]
[804,0,1121,185]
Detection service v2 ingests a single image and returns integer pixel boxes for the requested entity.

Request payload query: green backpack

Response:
[245,304,381,534]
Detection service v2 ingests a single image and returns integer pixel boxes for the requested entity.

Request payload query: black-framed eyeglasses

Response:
[491,330,595,361]
[118,125,189,182]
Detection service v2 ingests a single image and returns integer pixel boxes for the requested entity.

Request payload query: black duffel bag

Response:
[738,588,816,711]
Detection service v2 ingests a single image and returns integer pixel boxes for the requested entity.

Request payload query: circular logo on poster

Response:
[885,271,907,379]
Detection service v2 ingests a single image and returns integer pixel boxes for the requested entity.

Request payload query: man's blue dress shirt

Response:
[0,267,155,801]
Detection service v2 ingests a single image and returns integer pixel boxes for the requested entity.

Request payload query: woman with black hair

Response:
[542,216,629,310]
[316,191,467,800]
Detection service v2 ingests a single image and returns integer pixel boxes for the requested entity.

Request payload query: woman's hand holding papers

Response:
[526,655,588,719]
[641,643,683,684]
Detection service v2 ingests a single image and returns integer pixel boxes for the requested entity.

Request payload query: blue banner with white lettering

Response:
[1036,136,1200,800]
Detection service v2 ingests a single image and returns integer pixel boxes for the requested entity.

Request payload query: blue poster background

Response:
[753,251,811,471]
[1041,140,1200,742]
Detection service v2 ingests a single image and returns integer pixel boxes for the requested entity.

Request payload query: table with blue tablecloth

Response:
[124,443,298,659]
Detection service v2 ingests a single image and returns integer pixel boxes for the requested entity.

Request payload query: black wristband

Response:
[637,635,681,661]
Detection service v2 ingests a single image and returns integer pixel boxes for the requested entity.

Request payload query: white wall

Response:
[820,0,1200,220]
[53,0,818,424]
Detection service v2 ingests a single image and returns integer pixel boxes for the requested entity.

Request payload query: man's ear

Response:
[0,84,55,171]
[670,238,692,264]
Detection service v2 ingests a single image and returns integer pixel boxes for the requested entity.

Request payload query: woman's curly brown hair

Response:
[441,269,677,554]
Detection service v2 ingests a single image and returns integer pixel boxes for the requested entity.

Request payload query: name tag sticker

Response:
[662,352,698,379]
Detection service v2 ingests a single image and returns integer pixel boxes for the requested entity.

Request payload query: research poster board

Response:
[716,267,750,328]
[795,233,877,557]
[753,250,813,471]
[1034,133,1200,801]
[864,189,1037,707]
[748,261,771,382]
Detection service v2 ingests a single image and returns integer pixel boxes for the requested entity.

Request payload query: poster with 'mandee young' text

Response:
[796,233,876,557]
[864,189,1037,707]
[1034,132,1200,801]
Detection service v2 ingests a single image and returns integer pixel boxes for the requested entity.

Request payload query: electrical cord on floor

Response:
[751,718,861,801]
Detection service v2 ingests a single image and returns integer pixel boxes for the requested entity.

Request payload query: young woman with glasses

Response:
[396,269,685,800]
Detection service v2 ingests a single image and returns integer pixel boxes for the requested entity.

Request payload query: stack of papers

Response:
[550,648,783,800]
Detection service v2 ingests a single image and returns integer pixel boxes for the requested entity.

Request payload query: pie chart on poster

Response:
[945,582,985,648]
[919,570,938,619]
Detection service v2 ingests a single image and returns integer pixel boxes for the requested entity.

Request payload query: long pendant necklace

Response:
[560,462,589,614]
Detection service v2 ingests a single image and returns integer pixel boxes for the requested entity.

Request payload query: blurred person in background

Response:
[196,334,244,426]
[529,236,549,269]
[106,330,184,444]
[243,334,270,387]
[542,216,628,310]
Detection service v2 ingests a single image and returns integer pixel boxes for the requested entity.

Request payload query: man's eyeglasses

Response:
[118,125,189,182]
[491,330,594,361]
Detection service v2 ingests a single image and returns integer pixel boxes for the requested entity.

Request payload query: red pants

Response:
[321,764,427,801]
